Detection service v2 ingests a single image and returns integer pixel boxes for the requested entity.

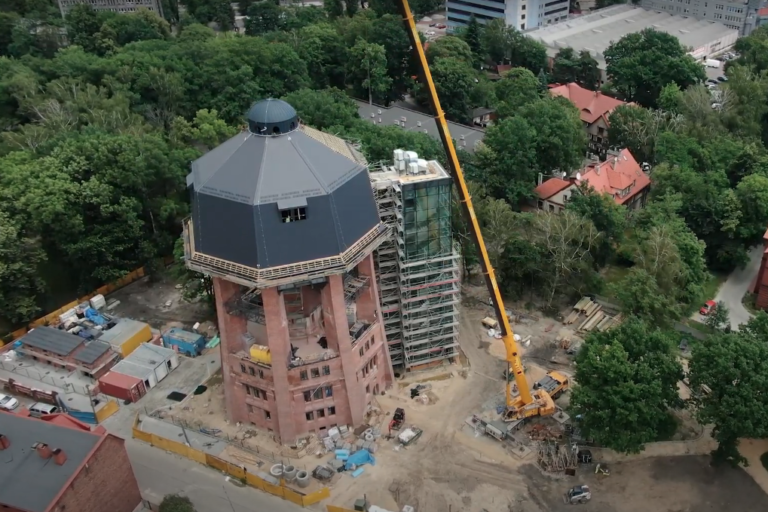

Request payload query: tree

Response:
[494,67,542,119]
[613,267,678,326]
[159,494,196,512]
[426,36,473,66]
[0,210,45,324]
[570,318,683,453]
[65,3,103,53]
[296,23,347,89]
[689,319,768,466]
[551,48,600,89]
[421,57,476,124]
[245,1,283,35]
[607,105,683,165]
[462,15,483,64]
[282,88,360,131]
[343,0,358,17]
[324,0,344,19]
[705,301,730,332]
[185,0,234,30]
[347,40,391,105]
[657,83,683,114]
[566,185,626,265]
[604,29,706,107]
[532,210,600,307]
[480,19,547,72]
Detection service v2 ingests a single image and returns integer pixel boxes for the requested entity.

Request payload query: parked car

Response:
[435,23,447,28]
[717,75,728,82]
[429,23,437,27]
[0,394,20,411]
[700,300,717,316]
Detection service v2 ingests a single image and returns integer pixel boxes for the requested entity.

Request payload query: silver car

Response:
[0,393,20,411]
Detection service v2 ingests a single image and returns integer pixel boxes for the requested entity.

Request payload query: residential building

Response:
[17,326,119,380]
[471,107,496,127]
[184,99,394,444]
[752,5,768,29]
[640,0,767,35]
[534,148,651,211]
[0,412,141,512]
[370,152,461,373]
[752,228,768,310]
[356,100,485,153]
[549,82,627,159]
[446,0,570,31]
[529,5,738,77]
[57,0,163,18]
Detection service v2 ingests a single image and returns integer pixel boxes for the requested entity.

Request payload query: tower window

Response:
[281,207,307,223]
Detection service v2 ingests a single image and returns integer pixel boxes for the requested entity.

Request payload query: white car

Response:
[426,30,436,36]
[0,394,19,411]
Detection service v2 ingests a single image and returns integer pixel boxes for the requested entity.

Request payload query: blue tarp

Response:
[344,450,376,470]
[85,307,107,326]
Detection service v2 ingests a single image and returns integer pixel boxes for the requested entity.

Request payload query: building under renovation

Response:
[370,152,460,373]
[183,99,394,443]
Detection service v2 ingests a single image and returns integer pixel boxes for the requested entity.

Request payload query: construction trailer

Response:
[98,318,152,357]
[370,152,461,373]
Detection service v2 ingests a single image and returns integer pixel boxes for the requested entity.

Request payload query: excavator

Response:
[395,1,568,423]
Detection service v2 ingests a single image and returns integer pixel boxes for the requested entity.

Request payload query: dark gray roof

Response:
[0,414,101,512]
[248,98,297,125]
[356,100,486,153]
[73,340,112,365]
[187,117,381,270]
[21,327,82,356]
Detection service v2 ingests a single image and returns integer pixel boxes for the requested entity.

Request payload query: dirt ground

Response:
[159,281,768,512]
[107,274,215,331]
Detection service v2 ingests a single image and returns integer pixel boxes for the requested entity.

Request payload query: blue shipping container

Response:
[162,328,206,357]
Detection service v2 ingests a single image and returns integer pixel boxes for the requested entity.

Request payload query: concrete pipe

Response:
[364,433,374,442]
[269,464,284,477]
[282,465,297,481]
[296,470,310,488]
[363,428,373,437]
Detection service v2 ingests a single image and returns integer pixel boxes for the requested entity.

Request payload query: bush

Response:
[761,451,768,472]
[159,495,196,512]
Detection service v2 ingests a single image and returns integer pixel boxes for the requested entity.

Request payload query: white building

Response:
[447,0,570,32]
[528,5,738,72]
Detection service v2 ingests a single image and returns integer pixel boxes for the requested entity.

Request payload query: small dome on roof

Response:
[247,99,299,136]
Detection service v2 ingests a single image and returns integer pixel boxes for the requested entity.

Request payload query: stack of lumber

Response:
[564,297,623,333]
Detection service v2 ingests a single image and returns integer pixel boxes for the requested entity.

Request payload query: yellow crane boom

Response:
[394,1,533,413]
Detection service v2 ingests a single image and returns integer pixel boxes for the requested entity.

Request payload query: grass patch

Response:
[682,318,716,336]
[761,451,768,472]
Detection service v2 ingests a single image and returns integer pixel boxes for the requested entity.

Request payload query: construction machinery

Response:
[395,0,565,423]
[389,407,405,433]
[564,485,592,505]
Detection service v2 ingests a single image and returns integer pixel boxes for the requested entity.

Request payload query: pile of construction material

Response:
[324,425,381,458]
[536,440,578,474]
[563,297,622,334]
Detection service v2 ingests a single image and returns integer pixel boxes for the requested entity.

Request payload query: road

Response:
[125,439,304,512]
[714,245,763,330]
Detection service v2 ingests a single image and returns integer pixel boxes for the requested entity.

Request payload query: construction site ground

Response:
[152,282,768,511]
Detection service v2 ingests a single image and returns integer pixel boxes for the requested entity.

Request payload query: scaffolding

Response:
[370,156,461,372]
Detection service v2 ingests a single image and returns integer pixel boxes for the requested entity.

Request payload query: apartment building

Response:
[640,0,767,34]
[446,0,570,32]
[57,0,163,18]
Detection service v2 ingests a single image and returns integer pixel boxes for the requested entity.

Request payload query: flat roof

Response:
[0,414,101,512]
[111,360,154,380]
[21,327,83,356]
[356,100,485,153]
[98,370,142,389]
[529,4,737,62]
[73,340,112,365]
[99,319,150,347]
[127,344,175,368]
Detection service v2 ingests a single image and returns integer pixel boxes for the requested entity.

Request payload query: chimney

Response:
[0,434,9,450]
[53,448,67,466]
[34,442,53,459]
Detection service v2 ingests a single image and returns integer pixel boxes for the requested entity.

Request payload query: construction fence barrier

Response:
[327,505,358,512]
[1,267,148,345]
[131,417,331,507]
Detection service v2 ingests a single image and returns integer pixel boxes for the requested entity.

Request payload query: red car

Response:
[435,24,447,29]
[700,300,717,316]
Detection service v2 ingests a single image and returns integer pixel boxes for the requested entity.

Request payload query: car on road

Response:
[429,23,437,27]
[435,23,446,28]
[717,75,728,82]
[700,300,717,316]
[0,393,20,411]
[426,30,436,36]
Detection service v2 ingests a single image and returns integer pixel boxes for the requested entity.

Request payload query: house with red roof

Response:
[533,149,651,212]
[549,82,628,159]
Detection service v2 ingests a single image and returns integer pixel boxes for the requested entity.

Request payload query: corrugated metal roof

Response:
[98,370,142,389]
[127,344,174,368]
[72,340,112,365]
[111,360,154,380]
[21,327,82,356]
[0,414,101,512]
[99,319,149,347]
[188,120,381,270]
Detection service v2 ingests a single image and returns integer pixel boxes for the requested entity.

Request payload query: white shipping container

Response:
[393,149,404,162]
[405,151,418,162]
[89,294,107,310]
[59,308,77,324]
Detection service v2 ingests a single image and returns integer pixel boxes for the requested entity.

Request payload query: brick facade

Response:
[217,254,394,444]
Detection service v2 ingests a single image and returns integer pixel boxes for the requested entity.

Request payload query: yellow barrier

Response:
[4,267,147,342]
[95,400,119,423]
[327,506,358,512]
[132,419,331,507]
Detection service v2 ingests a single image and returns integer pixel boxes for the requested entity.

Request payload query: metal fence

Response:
[0,360,93,395]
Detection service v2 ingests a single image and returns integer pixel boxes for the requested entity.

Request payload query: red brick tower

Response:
[183,99,393,443]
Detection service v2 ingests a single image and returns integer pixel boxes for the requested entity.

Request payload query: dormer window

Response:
[281,207,306,223]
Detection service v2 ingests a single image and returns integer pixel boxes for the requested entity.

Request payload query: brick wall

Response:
[51,435,142,512]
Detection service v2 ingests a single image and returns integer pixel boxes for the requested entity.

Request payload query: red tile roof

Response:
[549,83,626,125]
[534,178,572,200]
[758,6,768,15]
[576,149,650,205]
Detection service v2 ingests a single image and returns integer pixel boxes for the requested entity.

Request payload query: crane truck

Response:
[395,0,568,423]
